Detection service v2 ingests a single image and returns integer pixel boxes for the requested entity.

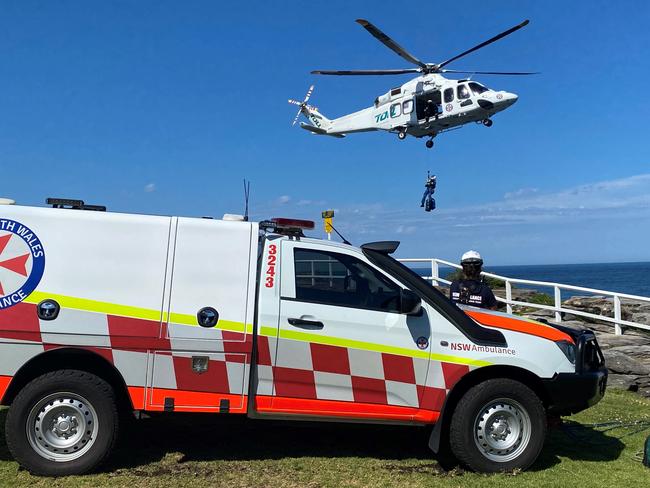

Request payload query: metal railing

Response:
[398,258,650,335]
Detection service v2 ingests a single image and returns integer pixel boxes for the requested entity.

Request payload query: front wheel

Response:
[449,378,546,472]
[5,369,119,476]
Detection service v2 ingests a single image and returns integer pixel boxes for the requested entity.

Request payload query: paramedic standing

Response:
[449,250,498,310]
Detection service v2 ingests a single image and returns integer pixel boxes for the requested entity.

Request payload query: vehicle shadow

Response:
[0,409,627,474]
[108,414,434,468]
[529,420,626,471]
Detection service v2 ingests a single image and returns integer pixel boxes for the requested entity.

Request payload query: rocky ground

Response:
[437,285,650,397]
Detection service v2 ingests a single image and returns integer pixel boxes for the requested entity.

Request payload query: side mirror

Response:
[400,289,422,315]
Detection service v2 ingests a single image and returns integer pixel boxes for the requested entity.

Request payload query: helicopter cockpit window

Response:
[457,84,471,100]
[444,88,454,103]
[390,103,401,118]
[402,99,413,114]
[469,82,489,95]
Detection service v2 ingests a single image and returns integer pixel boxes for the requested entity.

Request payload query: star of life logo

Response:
[0,219,45,310]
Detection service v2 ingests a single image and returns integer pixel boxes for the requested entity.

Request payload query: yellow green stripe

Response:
[24,291,249,334]
[24,291,162,321]
[273,328,490,367]
[24,291,489,367]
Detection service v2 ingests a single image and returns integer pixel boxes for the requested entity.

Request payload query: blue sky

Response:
[0,1,649,265]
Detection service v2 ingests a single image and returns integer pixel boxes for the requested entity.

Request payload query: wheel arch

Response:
[1,347,134,415]
[429,365,549,453]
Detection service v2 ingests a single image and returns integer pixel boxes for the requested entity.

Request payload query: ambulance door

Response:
[270,240,431,420]
[148,217,257,412]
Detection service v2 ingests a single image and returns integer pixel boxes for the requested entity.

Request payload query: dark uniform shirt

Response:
[449,279,497,309]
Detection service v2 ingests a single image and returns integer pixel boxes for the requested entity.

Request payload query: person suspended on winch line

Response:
[421,173,437,210]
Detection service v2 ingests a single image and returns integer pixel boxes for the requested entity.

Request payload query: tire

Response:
[449,378,546,473]
[5,369,119,476]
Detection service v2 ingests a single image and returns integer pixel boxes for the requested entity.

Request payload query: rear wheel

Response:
[449,378,546,472]
[6,369,119,476]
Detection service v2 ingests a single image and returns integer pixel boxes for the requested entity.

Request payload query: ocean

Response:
[411,262,650,298]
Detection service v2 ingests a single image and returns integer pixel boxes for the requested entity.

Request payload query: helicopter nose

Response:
[502,92,518,106]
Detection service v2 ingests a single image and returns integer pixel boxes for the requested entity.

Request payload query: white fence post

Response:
[505,281,513,314]
[431,259,439,286]
[554,286,562,323]
[614,295,623,335]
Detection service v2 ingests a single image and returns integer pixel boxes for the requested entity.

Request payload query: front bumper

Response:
[542,368,607,415]
[542,329,608,415]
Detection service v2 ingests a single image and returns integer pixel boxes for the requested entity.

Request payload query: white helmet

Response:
[461,250,483,264]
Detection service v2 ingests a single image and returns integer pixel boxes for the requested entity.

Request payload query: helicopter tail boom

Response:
[300,122,345,138]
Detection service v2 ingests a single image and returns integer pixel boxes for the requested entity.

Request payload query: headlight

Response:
[555,340,576,365]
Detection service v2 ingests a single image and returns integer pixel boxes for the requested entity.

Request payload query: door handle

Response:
[288,318,324,329]
[197,307,219,328]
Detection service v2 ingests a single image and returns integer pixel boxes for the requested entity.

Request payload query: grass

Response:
[0,388,649,487]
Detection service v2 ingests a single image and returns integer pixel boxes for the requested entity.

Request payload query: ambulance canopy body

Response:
[0,203,607,475]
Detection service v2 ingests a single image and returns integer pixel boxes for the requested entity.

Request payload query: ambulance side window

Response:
[293,249,402,313]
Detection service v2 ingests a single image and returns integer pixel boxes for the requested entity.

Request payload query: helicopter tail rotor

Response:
[289,85,318,126]
[289,85,324,127]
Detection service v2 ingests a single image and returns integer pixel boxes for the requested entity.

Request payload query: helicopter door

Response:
[401,98,414,125]
[456,83,473,110]
[415,91,442,123]
[442,87,455,116]
[389,101,403,128]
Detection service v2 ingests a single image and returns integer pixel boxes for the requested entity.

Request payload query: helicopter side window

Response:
[469,82,489,95]
[402,99,413,114]
[457,84,470,100]
[390,103,401,118]
[444,88,454,103]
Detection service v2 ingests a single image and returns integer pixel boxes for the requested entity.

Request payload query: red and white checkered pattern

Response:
[258,335,469,412]
[0,303,470,415]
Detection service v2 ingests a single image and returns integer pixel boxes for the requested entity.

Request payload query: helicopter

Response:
[289,19,537,148]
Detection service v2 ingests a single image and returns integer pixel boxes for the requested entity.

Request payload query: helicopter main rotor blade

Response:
[437,19,530,70]
[355,19,428,70]
[312,68,420,76]
[440,69,539,75]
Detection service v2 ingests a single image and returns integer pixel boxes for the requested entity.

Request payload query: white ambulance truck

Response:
[0,199,607,475]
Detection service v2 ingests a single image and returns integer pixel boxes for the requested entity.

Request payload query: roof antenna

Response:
[328,223,351,245]
[243,179,251,222]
